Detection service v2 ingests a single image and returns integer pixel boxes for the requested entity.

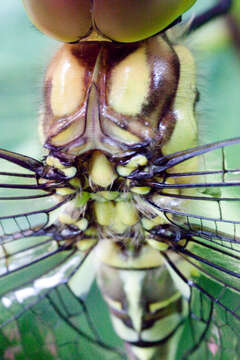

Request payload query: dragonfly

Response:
[0,1,240,359]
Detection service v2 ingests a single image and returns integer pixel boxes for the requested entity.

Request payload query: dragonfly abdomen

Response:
[96,240,187,360]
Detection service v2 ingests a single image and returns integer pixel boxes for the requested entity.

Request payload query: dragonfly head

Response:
[22,0,197,43]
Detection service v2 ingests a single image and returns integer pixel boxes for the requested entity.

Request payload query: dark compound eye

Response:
[22,0,92,42]
[93,0,197,42]
[22,0,197,43]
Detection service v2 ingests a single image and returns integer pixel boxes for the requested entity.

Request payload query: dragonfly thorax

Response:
[40,35,197,162]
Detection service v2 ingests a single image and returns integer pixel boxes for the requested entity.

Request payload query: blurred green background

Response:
[1,1,240,359]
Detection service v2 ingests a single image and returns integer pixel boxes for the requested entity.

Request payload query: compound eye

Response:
[22,0,92,42]
[94,0,197,42]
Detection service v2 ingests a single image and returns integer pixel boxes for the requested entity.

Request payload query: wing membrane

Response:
[0,138,240,358]
[0,285,125,360]
[0,247,124,360]
[0,148,75,239]
[0,148,43,172]
[154,137,240,184]
[140,138,240,357]
[136,138,240,244]
[164,251,240,359]
[0,148,66,198]
[135,137,240,188]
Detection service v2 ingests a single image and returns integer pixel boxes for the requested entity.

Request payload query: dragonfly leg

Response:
[188,0,232,33]
[145,224,190,253]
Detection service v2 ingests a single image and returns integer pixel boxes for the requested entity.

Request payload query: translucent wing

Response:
[0,151,124,359]
[138,137,240,245]
[137,137,240,358]
[0,248,124,360]
[1,138,240,359]
[164,246,240,359]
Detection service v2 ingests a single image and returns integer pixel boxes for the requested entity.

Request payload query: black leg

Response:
[188,0,233,33]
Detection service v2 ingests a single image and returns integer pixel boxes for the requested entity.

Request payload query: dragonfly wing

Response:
[0,148,43,173]
[138,138,240,358]
[0,152,123,359]
[0,245,123,360]
[0,284,124,360]
[164,248,240,359]
[143,137,240,245]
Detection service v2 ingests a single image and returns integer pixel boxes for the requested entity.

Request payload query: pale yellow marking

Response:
[141,216,166,231]
[94,201,115,226]
[96,240,164,269]
[46,156,65,169]
[110,315,139,342]
[94,199,133,233]
[38,178,49,185]
[149,292,181,313]
[50,46,85,117]
[76,239,97,252]
[116,165,134,177]
[46,156,77,177]
[115,202,139,226]
[111,222,129,234]
[104,296,122,312]
[165,259,191,300]
[58,213,76,225]
[109,46,150,115]
[130,186,150,195]
[105,123,140,144]
[120,270,145,333]
[146,239,169,252]
[162,44,198,182]
[89,152,117,188]
[117,155,148,179]
[130,346,158,360]
[51,120,84,147]
[62,167,77,178]
[75,218,88,231]
[56,188,76,196]
[127,155,148,169]
[156,177,180,195]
